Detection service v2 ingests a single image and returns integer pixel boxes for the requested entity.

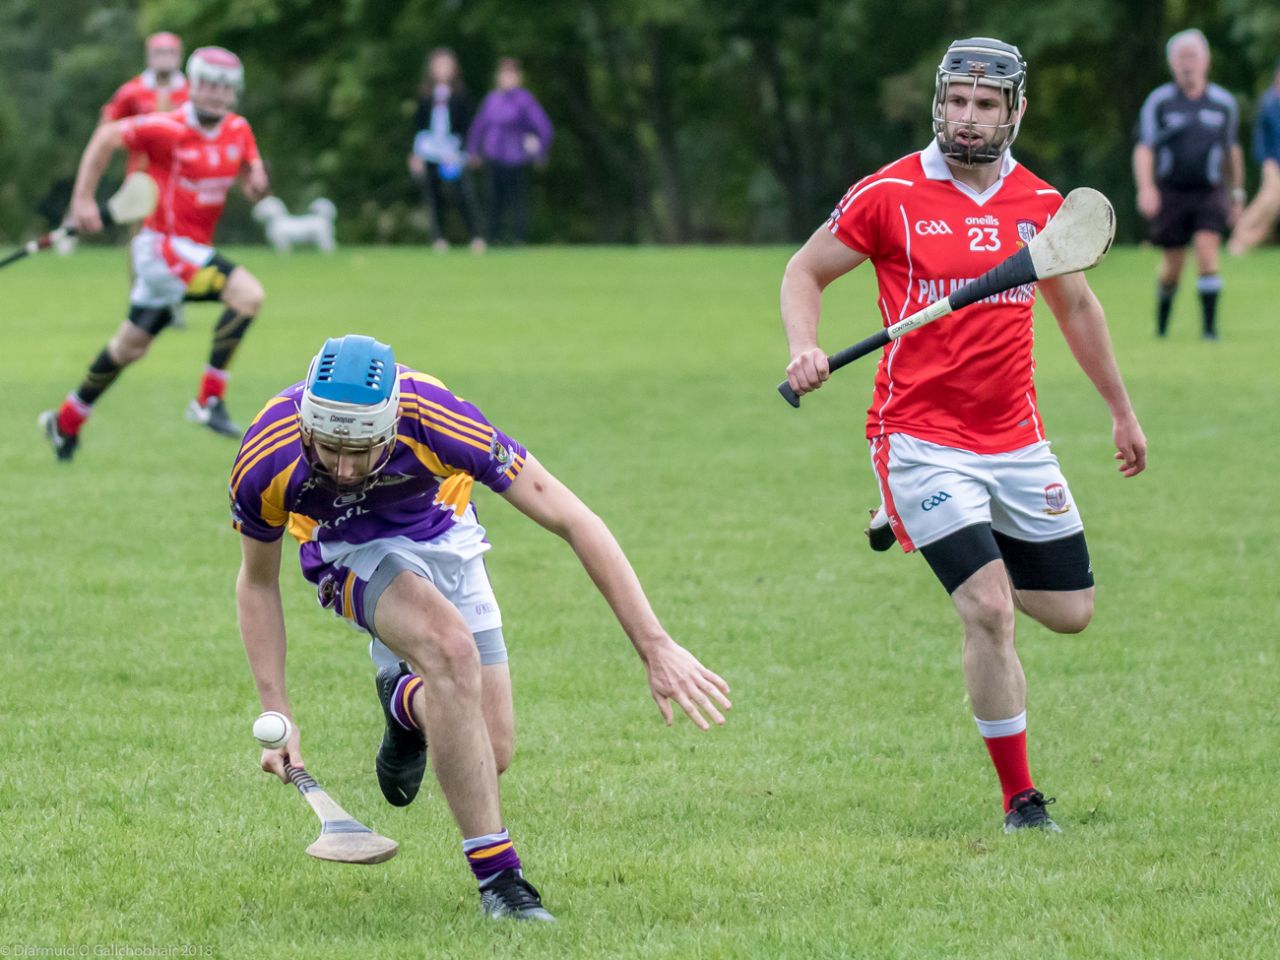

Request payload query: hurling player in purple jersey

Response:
[231,335,730,921]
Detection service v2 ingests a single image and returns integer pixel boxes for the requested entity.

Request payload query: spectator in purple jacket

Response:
[466,58,554,245]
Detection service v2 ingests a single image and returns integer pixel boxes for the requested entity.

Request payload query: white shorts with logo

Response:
[869,433,1084,552]
[129,228,214,308]
[317,507,504,669]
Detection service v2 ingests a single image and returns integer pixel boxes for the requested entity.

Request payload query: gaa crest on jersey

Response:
[1017,220,1038,244]
[1043,482,1071,515]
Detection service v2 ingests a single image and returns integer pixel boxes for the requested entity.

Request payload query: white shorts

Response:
[870,433,1084,552]
[129,229,214,307]
[317,509,504,668]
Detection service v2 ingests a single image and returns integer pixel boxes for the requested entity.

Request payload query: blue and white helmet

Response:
[298,335,400,451]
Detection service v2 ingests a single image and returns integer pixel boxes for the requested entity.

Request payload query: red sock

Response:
[982,730,1035,812]
[198,367,229,405]
[57,394,91,437]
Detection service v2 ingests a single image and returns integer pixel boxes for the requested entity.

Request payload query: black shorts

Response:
[920,523,1094,594]
[1149,187,1228,248]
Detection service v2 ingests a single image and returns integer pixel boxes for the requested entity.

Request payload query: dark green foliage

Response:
[2,0,1278,242]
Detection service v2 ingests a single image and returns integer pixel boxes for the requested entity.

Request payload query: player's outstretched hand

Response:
[786,346,830,397]
[643,638,732,730]
[259,724,304,783]
[1113,412,1147,478]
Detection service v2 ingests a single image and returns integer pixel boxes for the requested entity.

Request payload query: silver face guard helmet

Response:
[932,37,1027,166]
[297,335,400,492]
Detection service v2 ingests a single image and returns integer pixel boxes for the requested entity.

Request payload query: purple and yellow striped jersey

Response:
[229,366,527,555]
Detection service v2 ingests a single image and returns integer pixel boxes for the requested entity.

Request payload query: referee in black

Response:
[1133,28,1244,341]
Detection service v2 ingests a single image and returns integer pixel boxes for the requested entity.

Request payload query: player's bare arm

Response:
[1039,272,1148,478]
[500,454,731,730]
[780,226,868,395]
[71,121,127,232]
[1228,143,1245,226]
[236,533,303,778]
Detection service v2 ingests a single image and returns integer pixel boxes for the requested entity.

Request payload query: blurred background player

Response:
[99,32,190,326]
[1133,29,1243,340]
[101,32,188,173]
[780,38,1147,832]
[39,46,270,462]
[466,57,554,245]
[409,47,486,253]
[232,335,731,920]
[1228,58,1280,254]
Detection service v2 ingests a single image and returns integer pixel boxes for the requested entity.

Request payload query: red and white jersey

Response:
[120,103,260,246]
[829,141,1065,454]
[101,71,189,174]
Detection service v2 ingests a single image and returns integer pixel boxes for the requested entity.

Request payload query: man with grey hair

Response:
[1133,28,1243,340]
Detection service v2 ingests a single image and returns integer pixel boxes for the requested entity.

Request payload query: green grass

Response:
[1,244,1277,958]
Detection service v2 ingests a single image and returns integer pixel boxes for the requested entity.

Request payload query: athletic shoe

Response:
[479,869,555,922]
[38,410,78,462]
[1003,789,1062,833]
[866,506,895,552]
[374,663,428,807]
[185,397,241,437]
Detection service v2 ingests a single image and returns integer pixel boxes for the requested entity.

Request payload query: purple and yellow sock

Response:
[390,673,423,732]
[464,829,522,886]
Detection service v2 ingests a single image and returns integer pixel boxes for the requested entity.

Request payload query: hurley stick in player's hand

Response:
[778,187,1116,407]
[0,172,158,271]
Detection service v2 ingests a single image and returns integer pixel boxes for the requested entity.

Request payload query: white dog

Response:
[252,196,337,253]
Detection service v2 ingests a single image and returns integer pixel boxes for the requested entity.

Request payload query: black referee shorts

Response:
[1149,186,1229,248]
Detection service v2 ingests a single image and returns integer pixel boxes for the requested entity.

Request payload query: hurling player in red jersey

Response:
[40,47,270,461]
[100,32,189,175]
[780,38,1147,832]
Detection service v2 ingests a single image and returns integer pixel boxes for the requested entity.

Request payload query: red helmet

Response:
[186,46,244,91]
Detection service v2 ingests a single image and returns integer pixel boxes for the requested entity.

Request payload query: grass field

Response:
[1,243,1277,959]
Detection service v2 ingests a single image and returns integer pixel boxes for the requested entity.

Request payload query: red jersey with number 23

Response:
[828,141,1065,454]
[120,103,259,245]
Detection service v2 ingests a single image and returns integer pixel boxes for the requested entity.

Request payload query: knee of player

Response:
[411,629,481,688]
[1046,601,1093,635]
[227,272,265,315]
[109,334,150,364]
[957,590,1016,639]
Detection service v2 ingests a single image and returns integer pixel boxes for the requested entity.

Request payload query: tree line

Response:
[2,0,1277,244]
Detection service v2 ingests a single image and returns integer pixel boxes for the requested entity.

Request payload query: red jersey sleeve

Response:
[120,114,180,166]
[826,174,895,259]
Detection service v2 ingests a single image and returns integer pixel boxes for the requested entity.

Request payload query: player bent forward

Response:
[781,38,1147,832]
[40,46,269,462]
[232,335,731,920]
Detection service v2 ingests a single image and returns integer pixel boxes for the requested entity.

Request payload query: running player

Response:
[40,47,269,461]
[780,38,1147,832]
[231,335,731,920]
[1134,29,1243,340]
[100,31,189,174]
[1229,58,1280,255]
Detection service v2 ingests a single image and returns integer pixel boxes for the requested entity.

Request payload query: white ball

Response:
[253,711,293,750]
